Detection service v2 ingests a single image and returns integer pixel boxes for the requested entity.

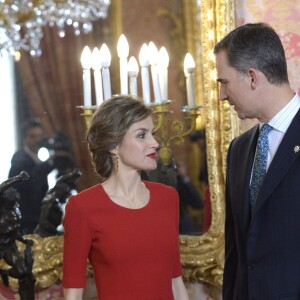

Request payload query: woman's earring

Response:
[115,150,119,172]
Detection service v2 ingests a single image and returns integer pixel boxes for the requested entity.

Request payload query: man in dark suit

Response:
[8,119,55,234]
[214,23,300,299]
[8,119,73,234]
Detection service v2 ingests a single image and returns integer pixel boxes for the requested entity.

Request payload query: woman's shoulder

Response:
[77,183,103,196]
[143,180,178,202]
[143,181,179,214]
[143,180,176,191]
[67,184,104,208]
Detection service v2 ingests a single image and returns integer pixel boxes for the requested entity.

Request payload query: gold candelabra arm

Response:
[168,107,201,145]
[151,101,171,133]
[77,106,98,128]
[151,102,202,165]
[77,102,201,166]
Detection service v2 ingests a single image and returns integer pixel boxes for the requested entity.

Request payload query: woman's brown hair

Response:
[86,95,152,182]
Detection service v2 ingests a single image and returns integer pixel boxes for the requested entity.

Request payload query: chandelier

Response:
[0,0,111,57]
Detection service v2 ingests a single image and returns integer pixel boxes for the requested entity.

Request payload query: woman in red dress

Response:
[62,95,189,300]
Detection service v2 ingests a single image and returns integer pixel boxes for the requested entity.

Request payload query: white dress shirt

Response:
[266,93,300,170]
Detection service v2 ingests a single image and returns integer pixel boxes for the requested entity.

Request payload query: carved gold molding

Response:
[183,0,204,107]
[180,0,236,287]
[0,235,63,291]
[0,235,94,292]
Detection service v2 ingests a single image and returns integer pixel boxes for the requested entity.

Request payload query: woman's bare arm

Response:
[64,288,84,300]
[172,276,189,300]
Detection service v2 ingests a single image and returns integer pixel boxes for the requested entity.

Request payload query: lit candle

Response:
[91,47,103,106]
[158,47,169,101]
[80,46,92,107]
[117,34,129,95]
[128,56,139,97]
[100,43,112,100]
[184,53,196,109]
[138,43,151,105]
[148,41,162,104]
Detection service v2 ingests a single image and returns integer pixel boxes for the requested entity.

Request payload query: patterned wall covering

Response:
[235,0,300,94]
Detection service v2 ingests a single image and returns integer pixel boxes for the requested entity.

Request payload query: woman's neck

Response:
[102,170,147,205]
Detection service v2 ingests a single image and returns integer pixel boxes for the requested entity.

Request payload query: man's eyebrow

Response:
[217,78,227,83]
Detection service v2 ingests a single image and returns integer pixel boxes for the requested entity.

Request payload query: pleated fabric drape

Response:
[15,15,117,190]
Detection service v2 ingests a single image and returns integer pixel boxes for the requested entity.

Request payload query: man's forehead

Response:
[215,50,229,66]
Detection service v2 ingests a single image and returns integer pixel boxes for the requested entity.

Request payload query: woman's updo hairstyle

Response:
[87,95,152,182]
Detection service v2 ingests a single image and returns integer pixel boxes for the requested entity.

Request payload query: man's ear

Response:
[248,68,258,90]
[248,68,267,90]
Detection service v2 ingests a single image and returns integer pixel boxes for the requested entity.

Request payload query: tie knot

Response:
[260,123,273,137]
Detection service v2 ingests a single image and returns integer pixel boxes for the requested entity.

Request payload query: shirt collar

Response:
[267,93,300,133]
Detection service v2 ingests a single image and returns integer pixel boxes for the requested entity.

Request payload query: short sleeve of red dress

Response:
[62,194,93,287]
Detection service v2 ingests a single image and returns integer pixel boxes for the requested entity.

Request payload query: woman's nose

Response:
[151,136,159,149]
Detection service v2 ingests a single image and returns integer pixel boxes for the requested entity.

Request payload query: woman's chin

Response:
[144,162,158,172]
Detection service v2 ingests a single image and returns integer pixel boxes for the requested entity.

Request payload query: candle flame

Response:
[128,56,139,76]
[80,46,92,69]
[184,53,195,74]
[148,41,159,65]
[139,43,149,67]
[99,43,111,68]
[117,34,129,58]
[158,47,169,68]
[91,47,102,71]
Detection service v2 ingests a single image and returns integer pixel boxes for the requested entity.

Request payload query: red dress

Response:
[62,181,182,300]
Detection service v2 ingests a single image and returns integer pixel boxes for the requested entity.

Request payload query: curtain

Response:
[15,12,117,190]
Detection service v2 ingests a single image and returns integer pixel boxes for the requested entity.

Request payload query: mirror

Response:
[0,0,237,292]
[179,0,238,287]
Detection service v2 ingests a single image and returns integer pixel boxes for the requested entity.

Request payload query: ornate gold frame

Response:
[179,0,238,287]
[0,0,240,292]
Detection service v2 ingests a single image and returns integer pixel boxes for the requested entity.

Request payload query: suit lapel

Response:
[253,109,300,216]
[236,125,259,232]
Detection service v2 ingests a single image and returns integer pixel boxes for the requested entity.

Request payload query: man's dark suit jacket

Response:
[223,108,300,300]
[8,149,54,234]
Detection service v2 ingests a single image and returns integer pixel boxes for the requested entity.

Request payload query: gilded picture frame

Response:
[179,0,239,287]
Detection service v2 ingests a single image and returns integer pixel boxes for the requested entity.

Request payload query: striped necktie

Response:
[250,124,273,212]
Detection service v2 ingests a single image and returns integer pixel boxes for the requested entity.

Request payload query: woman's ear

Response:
[109,147,118,155]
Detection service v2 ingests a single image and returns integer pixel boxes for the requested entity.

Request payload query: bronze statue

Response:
[0,171,35,299]
[34,168,82,237]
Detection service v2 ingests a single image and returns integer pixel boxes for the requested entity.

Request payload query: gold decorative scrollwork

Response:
[152,101,201,165]
[0,235,93,292]
[0,235,63,291]
[180,0,238,287]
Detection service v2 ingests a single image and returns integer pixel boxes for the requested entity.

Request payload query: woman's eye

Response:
[137,133,145,139]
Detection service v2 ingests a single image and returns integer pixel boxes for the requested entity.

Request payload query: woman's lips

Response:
[147,153,157,159]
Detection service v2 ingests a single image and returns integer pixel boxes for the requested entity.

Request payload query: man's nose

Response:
[219,87,229,101]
